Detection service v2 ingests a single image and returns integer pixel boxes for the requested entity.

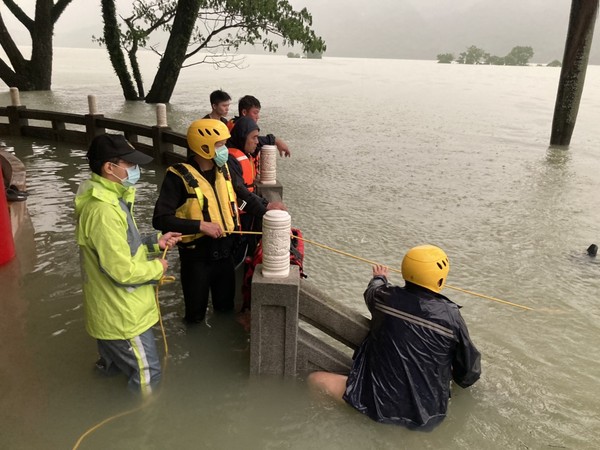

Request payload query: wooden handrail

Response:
[0,104,187,164]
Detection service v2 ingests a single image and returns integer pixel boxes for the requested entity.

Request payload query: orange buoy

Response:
[0,168,16,265]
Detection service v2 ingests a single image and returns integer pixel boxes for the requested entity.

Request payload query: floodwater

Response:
[1,49,600,449]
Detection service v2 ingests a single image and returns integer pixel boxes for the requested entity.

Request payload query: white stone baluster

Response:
[156,103,168,127]
[259,144,277,185]
[262,210,291,278]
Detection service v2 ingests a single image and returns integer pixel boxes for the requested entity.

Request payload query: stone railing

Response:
[0,89,186,165]
[250,264,369,376]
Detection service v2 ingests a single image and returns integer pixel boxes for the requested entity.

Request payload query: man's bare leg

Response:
[307,371,348,401]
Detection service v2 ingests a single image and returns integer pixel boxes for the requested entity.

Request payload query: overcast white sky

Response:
[4,0,599,63]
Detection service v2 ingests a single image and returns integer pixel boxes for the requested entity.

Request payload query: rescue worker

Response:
[75,134,181,394]
[308,245,481,429]
[226,116,286,271]
[152,119,240,324]
[227,95,291,157]
[227,116,286,235]
[203,89,231,126]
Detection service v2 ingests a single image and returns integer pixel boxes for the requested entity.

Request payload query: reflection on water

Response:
[1,54,600,448]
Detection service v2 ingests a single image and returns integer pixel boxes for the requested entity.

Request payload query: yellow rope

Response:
[220,230,533,311]
[73,246,173,449]
[155,246,174,355]
[296,235,533,311]
[72,403,149,449]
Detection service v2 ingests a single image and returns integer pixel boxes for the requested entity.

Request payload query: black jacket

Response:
[343,278,481,428]
[228,115,276,150]
[226,117,268,218]
[152,156,235,259]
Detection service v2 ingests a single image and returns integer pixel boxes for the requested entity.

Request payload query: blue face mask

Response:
[214,145,229,168]
[112,163,140,187]
[123,165,141,187]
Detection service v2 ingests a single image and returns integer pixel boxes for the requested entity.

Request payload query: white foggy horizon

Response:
[3,0,600,64]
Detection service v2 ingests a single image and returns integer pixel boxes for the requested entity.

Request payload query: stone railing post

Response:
[151,103,173,162]
[256,145,283,202]
[259,144,277,184]
[250,210,299,376]
[6,88,28,136]
[84,94,105,144]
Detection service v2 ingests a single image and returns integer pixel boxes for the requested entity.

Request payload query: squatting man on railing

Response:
[308,245,481,429]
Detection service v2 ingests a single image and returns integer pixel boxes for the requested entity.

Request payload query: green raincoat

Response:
[75,173,162,340]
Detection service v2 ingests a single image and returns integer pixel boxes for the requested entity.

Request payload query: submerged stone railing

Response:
[250,264,370,376]
[0,89,185,165]
[0,89,369,377]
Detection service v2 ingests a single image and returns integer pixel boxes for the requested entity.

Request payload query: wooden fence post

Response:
[152,103,173,162]
[7,88,28,137]
[85,94,105,144]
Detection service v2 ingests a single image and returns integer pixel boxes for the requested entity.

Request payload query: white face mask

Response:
[213,145,229,167]
[111,163,140,187]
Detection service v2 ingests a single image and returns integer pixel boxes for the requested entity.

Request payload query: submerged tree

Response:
[485,54,505,65]
[456,45,488,65]
[436,53,454,64]
[99,0,326,103]
[447,45,534,66]
[504,46,534,66]
[0,0,73,90]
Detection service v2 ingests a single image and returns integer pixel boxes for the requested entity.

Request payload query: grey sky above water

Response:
[6,0,600,63]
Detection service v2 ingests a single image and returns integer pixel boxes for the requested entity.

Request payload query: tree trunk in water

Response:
[28,0,53,90]
[101,0,139,100]
[129,43,145,99]
[550,0,599,147]
[145,0,202,104]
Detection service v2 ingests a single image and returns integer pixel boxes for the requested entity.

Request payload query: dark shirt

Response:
[202,114,229,126]
[227,154,268,217]
[153,156,212,236]
[153,157,237,259]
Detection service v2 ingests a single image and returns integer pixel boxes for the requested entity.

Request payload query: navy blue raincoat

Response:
[343,277,481,428]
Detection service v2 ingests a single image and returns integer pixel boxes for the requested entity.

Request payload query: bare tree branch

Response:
[52,0,74,24]
[1,0,34,31]
[0,9,27,72]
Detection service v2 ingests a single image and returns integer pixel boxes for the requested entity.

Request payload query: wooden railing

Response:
[0,90,187,165]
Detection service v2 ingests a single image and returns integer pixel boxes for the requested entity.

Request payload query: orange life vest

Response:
[226,118,235,132]
[228,147,256,193]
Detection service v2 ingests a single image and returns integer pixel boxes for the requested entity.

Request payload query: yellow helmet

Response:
[401,245,450,293]
[187,119,231,159]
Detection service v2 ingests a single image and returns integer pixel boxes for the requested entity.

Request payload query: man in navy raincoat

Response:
[308,245,481,429]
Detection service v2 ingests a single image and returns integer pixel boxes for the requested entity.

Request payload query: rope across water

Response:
[227,230,534,311]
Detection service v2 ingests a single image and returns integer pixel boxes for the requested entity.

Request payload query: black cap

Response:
[87,134,153,165]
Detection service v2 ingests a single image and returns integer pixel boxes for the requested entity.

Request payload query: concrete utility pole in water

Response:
[550,0,599,147]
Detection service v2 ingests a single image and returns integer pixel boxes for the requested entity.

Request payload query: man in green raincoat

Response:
[75,134,180,394]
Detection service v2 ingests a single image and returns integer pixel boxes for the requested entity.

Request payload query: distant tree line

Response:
[436,45,560,67]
